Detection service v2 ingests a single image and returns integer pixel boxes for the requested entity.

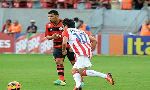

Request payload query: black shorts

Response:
[53,48,75,61]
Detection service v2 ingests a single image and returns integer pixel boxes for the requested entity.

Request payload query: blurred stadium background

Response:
[0,0,150,90]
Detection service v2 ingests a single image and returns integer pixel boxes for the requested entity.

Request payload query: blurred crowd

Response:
[0,0,150,36]
[1,17,150,37]
[0,0,149,10]
[1,19,38,38]
[1,17,93,38]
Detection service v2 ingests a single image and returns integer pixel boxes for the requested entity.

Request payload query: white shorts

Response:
[73,56,92,69]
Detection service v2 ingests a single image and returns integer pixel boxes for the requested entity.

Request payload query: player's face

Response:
[48,13,58,23]
[6,20,11,25]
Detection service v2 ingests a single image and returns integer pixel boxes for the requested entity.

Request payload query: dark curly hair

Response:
[48,10,59,15]
[63,18,75,28]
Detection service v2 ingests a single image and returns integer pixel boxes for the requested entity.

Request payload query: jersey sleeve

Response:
[45,24,53,37]
[45,24,48,36]
[62,28,69,39]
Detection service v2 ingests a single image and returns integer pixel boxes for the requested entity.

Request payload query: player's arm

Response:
[62,28,69,55]
[89,35,97,51]
[46,33,60,40]
[62,36,68,55]
[45,24,60,40]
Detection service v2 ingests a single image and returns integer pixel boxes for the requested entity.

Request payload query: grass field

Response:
[0,54,150,90]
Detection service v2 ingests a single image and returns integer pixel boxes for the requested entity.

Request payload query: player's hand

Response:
[52,33,60,39]
[91,44,96,51]
[62,50,67,55]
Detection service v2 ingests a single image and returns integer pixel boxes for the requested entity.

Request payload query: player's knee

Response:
[55,58,63,64]
[81,69,87,76]
[71,68,79,75]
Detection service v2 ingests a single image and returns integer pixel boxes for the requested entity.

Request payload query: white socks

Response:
[85,70,107,78]
[73,70,107,88]
[73,73,81,88]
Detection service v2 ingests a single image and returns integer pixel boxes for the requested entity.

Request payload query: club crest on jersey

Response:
[49,29,53,31]
[59,27,63,31]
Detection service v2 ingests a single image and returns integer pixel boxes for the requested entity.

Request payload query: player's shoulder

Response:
[78,29,86,33]
[67,28,78,32]
[46,22,53,27]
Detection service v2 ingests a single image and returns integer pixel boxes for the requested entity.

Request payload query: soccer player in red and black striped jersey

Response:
[45,10,75,86]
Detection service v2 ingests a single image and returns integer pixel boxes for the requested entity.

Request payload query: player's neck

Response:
[53,19,60,25]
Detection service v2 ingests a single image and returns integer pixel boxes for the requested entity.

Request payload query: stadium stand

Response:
[1,0,12,8]
[0,0,149,35]
[40,0,56,8]
[0,0,149,10]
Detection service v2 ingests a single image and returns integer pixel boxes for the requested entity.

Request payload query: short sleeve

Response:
[45,24,53,37]
[45,24,48,36]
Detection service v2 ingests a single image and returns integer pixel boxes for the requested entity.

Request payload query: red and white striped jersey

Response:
[62,28,92,58]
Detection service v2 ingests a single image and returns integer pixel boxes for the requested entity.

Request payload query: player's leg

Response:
[72,56,91,90]
[66,48,75,65]
[72,68,82,90]
[66,48,84,87]
[82,69,114,85]
[76,56,114,85]
[53,48,66,85]
[82,69,107,78]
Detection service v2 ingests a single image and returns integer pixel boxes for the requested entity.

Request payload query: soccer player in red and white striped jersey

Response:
[63,26,92,59]
[62,18,114,90]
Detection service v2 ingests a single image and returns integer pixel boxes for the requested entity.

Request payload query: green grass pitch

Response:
[0,54,150,90]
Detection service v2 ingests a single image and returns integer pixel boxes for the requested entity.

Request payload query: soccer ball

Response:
[7,81,21,90]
